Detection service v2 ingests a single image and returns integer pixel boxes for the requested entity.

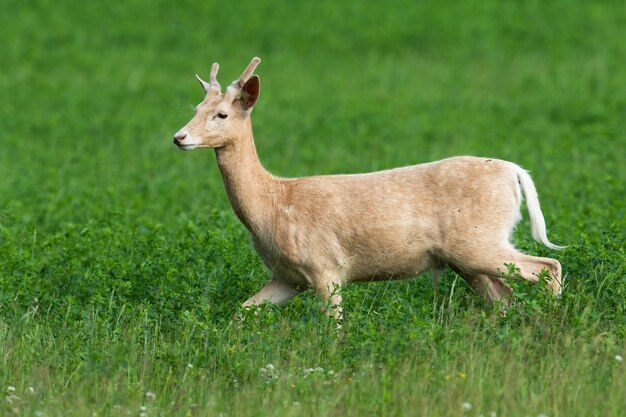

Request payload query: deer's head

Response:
[173,57,261,150]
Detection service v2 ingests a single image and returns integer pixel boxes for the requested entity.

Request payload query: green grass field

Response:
[1,1,625,416]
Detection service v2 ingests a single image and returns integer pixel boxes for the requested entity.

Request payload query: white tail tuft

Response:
[517,168,566,250]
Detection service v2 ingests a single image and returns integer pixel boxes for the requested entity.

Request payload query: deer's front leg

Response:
[314,273,344,323]
[242,278,303,308]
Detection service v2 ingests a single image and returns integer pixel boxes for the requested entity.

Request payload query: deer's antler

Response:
[197,62,221,95]
[225,57,261,100]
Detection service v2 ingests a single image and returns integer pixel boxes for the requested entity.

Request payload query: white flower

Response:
[489,412,497,417]
[303,366,327,378]
[6,394,20,403]
[145,391,156,401]
[259,364,278,383]
[615,355,623,362]
[187,363,194,368]
[26,387,35,395]
[462,402,472,411]
[140,405,147,412]
[6,386,16,393]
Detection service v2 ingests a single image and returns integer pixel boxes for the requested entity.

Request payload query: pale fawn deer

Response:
[173,57,564,320]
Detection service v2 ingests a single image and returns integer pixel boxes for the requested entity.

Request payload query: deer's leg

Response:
[506,252,562,295]
[312,271,344,322]
[455,245,562,296]
[241,278,304,308]
[459,272,513,306]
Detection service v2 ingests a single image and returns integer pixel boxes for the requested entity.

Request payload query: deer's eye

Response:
[217,112,228,119]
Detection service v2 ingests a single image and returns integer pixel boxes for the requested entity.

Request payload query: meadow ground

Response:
[0,1,625,416]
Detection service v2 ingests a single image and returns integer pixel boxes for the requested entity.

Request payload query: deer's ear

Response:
[240,75,260,111]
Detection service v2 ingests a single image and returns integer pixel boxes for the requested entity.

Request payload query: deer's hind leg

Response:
[505,252,562,295]
[452,243,562,297]
[458,272,513,306]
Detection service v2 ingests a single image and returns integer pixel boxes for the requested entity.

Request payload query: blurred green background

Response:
[1,0,624,228]
[2,1,624,217]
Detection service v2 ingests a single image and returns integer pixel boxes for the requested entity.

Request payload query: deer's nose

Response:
[173,131,187,145]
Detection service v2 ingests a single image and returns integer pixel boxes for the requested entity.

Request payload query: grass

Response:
[0,0,625,416]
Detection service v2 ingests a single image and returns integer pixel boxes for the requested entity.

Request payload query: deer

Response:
[173,57,565,321]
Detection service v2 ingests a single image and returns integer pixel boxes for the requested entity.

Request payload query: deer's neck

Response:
[215,126,276,237]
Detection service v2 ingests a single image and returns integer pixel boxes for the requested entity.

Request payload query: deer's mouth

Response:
[176,143,198,151]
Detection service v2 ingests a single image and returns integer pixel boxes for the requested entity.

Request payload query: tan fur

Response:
[173,58,564,320]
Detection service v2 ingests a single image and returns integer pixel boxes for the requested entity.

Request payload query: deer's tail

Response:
[517,168,566,250]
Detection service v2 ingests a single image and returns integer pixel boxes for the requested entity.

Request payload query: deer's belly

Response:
[346,248,435,283]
